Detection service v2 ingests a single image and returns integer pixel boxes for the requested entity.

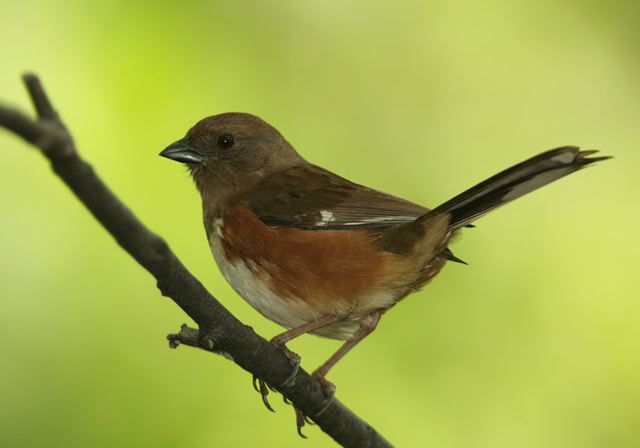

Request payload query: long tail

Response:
[431,146,610,230]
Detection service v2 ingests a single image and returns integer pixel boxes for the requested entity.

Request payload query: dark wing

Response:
[245,164,430,230]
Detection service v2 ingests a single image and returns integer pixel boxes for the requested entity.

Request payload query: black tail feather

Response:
[431,146,610,229]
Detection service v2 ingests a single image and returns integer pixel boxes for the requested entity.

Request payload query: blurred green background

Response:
[1,1,638,447]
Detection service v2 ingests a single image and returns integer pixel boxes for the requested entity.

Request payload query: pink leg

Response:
[272,314,344,347]
[293,310,383,437]
[312,310,382,397]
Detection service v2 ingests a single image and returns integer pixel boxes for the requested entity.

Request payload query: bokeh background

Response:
[1,1,638,447]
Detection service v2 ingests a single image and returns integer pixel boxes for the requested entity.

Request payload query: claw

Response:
[294,407,308,438]
[252,374,275,412]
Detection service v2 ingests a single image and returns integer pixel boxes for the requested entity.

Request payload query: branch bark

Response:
[0,74,392,448]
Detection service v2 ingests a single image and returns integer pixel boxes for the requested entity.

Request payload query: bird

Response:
[160,112,609,434]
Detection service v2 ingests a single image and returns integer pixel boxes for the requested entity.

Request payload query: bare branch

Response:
[23,73,58,120]
[0,74,392,448]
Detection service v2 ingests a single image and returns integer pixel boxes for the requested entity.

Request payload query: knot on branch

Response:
[156,277,174,297]
[36,119,75,158]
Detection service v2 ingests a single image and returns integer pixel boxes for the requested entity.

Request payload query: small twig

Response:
[167,325,235,361]
[23,73,58,120]
[0,74,392,448]
[167,324,202,349]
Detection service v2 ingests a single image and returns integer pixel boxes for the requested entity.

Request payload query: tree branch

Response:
[0,74,392,448]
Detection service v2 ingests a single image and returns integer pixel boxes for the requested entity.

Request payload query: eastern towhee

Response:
[160,113,609,432]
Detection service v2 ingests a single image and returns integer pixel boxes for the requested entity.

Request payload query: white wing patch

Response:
[311,208,420,228]
[316,209,336,227]
[338,215,418,226]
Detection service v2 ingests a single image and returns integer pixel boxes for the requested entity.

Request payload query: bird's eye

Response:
[217,134,235,149]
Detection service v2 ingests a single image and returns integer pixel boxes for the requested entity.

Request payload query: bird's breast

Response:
[206,204,417,339]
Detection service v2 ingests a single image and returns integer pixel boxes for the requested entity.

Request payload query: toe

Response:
[294,407,308,439]
[252,375,275,412]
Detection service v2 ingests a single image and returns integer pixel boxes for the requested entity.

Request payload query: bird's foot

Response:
[290,372,335,438]
[251,341,336,439]
[273,342,301,388]
[293,406,315,438]
[252,340,301,412]
[312,370,336,398]
[252,374,276,412]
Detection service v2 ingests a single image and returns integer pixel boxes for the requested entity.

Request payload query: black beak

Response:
[159,138,204,164]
